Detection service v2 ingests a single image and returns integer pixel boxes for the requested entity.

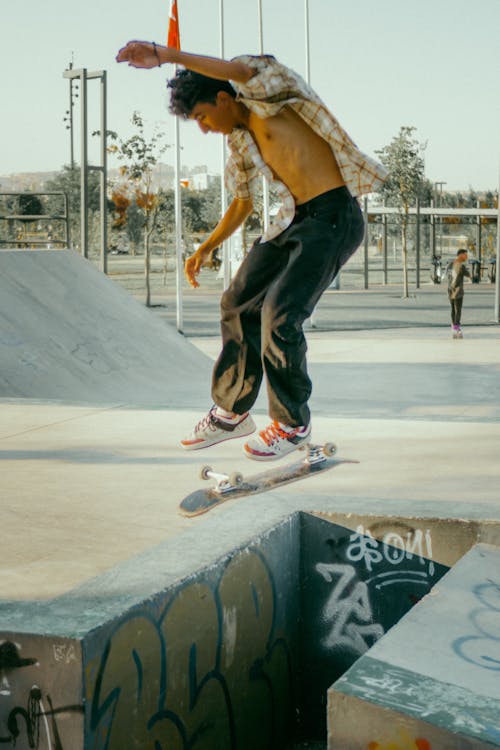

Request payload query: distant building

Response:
[190,173,220,191]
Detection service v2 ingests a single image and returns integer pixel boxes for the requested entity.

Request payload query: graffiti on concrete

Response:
[86,548,294,750]
[453,580,500,671]
[316,563,384,654]
[314,525,437,656]
[0,640,83,749]
[347,525,435,583]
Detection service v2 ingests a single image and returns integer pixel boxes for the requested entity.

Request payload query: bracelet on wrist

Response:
[152,42,161,67]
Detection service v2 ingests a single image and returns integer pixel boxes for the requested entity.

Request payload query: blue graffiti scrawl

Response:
[86,548,294,750]
[453,581,500,671]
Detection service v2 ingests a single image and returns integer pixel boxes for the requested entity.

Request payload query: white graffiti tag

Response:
[346,525,434,578]
[316,563,384,654]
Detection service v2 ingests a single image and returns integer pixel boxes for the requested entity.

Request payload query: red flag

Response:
[167,0,180,50]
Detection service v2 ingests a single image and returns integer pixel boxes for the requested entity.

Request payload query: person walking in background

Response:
[447,249,471,339]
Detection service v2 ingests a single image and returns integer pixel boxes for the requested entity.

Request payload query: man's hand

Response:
[184,249,207,289]
[116,41,173,69]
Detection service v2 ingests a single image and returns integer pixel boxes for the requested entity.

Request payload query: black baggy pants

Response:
[211,186,365,427]
[449,296,464,325]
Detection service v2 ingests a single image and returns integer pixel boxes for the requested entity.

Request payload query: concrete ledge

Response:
[3,501,500,749]
[329,543,500,749]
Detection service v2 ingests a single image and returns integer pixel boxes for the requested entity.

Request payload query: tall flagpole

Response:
[304,0,317,328]
[219,0,231,289]
[495,156,500,322]
[174,113,183,332]
[304,0,311,85]
[167,0,184,332]
[257,0,270,235]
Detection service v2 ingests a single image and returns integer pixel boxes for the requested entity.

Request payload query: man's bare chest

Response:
[249,108,307,163]
[247,107,336,178]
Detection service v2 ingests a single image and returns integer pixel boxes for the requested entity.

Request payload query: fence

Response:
[355,202,498,290]
[0,192,70,248]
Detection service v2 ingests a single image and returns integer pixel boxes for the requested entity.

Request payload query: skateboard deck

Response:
[179,443,358,518]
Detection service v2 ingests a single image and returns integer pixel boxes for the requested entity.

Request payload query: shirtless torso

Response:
[248,106,345,204]
[115,42,353,286]
[191,98,345,206]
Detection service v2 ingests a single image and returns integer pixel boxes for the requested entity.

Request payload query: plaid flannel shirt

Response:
[225,54,388,241]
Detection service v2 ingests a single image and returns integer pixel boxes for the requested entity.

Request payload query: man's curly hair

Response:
[167,69,236,118]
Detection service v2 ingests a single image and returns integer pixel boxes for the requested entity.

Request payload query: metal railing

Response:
[0,191,70,248]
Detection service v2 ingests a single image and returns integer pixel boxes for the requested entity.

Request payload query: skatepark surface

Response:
[1,249,500,603]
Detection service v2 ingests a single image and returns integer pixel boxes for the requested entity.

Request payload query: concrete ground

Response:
[2,253,498,750]
[2,323,499,603]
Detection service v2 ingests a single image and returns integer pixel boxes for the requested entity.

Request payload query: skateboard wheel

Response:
[229,471,243,486]
[323,442,337,457]
[200,465,213,480]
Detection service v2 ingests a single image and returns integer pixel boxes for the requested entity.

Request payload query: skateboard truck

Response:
[301,441,337,465]
[200,466,244,495]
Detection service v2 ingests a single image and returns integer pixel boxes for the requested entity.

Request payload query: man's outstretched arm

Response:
[185,197,253,288]
[116,42,253,83]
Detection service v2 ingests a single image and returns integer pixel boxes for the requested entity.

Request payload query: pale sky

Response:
[1,0,499,191]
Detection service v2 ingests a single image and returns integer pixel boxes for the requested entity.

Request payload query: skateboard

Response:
[179,443,358,517]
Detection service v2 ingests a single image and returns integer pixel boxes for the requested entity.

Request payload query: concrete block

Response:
[3,503,500,749]
[1,511,301,750]
[298,514,450,740]
[329,543,500,749]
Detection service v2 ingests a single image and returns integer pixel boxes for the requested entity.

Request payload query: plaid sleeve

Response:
[224,146,257,201]
[230,54,303,103]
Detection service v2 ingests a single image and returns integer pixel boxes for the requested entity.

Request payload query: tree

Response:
[376,126,425,298]
[107,112,169,306]
[125,201,145,256]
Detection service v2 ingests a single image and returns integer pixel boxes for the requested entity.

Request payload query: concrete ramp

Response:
[0,249,212,405]
[329,543,500,749]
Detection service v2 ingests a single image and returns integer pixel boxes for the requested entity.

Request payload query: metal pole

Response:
[69,78,75,170]
[430,199,435,266]
[495,159,500,322]
[174,109,183,332]
[258,0,270,236]
[100,71,107,274]
[476,200,482,269]
[64,192,70,249]
[304,0,317,326]
[382,213,388,285]
[415,197,420,289]
[304,0,311,84]
[220,0,230,289]
[363,196,369,289]
[80,69,88,259]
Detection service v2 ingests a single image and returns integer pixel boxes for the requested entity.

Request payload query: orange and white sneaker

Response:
[243,420,311,461]
[181,406,256,450]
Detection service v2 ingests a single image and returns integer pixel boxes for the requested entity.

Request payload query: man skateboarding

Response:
[116,42,387,460]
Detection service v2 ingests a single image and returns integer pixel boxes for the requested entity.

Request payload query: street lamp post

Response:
[63,57,78,170]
